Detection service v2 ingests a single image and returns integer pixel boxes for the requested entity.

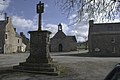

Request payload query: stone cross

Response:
[13,1,59,75]
[37,1,44,31]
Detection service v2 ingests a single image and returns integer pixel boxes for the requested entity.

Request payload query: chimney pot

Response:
[20,32,23,36]
[14,28,16,32]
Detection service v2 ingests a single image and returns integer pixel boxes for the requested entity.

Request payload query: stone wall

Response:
[0,21,6,53]
[88,20,120,56]
[50,38,70,52]
[50,37,77,52]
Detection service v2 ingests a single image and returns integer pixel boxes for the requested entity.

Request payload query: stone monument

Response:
[13,1,59,75]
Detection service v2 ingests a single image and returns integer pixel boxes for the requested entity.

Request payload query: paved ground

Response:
[0,50,120,80]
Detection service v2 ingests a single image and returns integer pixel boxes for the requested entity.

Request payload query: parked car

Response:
[104,63,120,80]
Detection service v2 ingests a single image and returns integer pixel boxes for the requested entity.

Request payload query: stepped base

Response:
[12,69,59,76]
[13,62,60,76]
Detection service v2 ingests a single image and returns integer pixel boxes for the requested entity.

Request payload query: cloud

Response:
[43,24,58,37]
[0,0,11,20]
[0,0,11,11]
[45,4,48,7]
[69,24,89,42]
[68,14,77,20]
[11,14,87,42]
[12,15,37,30]
[68,14,89,42]
[11,15,38,38]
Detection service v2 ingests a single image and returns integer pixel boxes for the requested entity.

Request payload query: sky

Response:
[0,0,120,42]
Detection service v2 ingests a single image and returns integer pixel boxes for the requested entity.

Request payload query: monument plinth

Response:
[13,1,59,76]
[26,30,52,63]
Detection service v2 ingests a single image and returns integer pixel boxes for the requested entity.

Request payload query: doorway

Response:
[59,44,63,52]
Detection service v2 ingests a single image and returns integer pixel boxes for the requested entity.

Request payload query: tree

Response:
[55,0,120,23]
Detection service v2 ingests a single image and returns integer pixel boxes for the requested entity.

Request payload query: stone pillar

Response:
[26,31,52,63]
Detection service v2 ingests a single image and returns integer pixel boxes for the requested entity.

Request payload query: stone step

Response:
[19,62,54,67]
[12,69,60,76]
[13,65,56,72]
[26,57,52,63]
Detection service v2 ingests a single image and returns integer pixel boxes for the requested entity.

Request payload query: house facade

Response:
[88,20,120,56]
[50,23,77,52]
[0,17,27,54]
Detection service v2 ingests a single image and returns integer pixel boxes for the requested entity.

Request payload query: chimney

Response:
[6,17,12,23]
[20,32,24,36]
[14,28,16,32]
[4,13,7,20]
[6,17,9,22]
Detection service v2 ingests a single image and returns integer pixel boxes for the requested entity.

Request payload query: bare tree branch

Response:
[55,0,120,24]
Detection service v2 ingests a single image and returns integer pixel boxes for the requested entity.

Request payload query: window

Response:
[5,34,7,39]
[111,38,115,43]
[112,46,116,53]
[95,48,100,52]
[18,39,19,43]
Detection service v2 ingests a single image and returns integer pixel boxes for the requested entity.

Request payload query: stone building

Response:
[88,20,120,56]
[0,17,27,54]
[50,23,77,52]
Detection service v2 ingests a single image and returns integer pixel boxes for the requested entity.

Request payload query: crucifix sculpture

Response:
[37,1,44,31]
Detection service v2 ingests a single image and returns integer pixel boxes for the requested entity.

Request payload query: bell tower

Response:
[58,23,62,31]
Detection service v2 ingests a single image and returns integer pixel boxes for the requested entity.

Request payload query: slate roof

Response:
[16,32,21,38]
[20,33,29,45]
[51,30,77,42]
[66,36,77,42]
[52,30,66,39]
[91,22,120,32]
[0,20,7,31]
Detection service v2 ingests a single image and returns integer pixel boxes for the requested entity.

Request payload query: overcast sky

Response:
[0,0,119,42]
